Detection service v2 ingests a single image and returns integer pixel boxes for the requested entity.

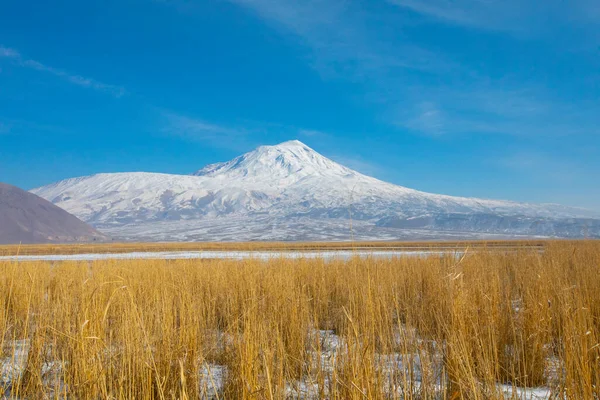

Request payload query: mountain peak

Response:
[254,139,314,156]
[270,139,308,149]
[193,140,353,181]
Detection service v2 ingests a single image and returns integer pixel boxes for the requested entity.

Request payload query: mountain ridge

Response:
[0,182,109,244]
[30,141,600,240]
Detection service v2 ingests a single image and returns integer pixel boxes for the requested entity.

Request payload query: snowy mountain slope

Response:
[31,140,600,240]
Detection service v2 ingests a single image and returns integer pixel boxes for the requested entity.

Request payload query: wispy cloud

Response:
[330,154,385,178]
[226,0,455,79]
[0,45,126,97]
[497,150,585,183]
[225,0,600,140]
[388,0,599,35]
[402,101,446,136]
[161,112,253,151]
[222,0,600,140]
[0,117,73,136]
[297,128,330,138]
[495,149,600,212]
[396,84,600,137]
[0,47,19,58]
[388,0,529,33]
[161,111,343,152]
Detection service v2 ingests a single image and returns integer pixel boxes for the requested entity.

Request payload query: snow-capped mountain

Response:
[31,140,600,241]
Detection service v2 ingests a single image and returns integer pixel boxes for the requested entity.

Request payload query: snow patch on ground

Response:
[1,340,64,397]
[199,363,227,399]
[0,330,557,399]
[0,250,458,262]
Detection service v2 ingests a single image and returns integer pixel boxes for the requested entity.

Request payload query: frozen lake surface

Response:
[0,250,460,262]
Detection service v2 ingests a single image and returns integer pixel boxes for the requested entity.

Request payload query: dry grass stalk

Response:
[0,241,598,398]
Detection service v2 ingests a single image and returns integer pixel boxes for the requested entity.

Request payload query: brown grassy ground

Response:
[0,240,548,256]
[1,241,598,399]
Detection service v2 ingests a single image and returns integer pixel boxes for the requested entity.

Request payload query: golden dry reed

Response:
[0,241,598,399]
[0,240,545,256]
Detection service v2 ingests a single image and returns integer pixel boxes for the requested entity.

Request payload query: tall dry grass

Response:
[0,240,546,256]
[0,241,598,399]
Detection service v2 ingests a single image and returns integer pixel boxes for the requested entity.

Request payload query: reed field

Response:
[0,240,546,256]
[1,241,599,399]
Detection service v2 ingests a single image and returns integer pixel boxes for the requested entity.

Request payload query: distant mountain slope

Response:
[31,140,600,241]
[0,182,108,244]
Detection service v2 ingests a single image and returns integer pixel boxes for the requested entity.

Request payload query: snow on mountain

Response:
[31,140,600,240]
[193,140,354,181]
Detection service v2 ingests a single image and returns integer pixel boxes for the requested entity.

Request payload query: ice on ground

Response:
[1,339,64,397]
[0,250,457,262]
[285,328,554,400]
[199,363,227,399]
[499,385,552,399]
[1,330,557,400]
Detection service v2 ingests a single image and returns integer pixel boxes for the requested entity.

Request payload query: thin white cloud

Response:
[137,3,600,142]
[226,0,455,79]
[494,150,600,212]
[0,117,73,136]
[297,128,330,138]
[0,47,19,58]
[388,0,599,35]
[161,112,253,151]
[388,0,527,33]
[330,154,385,178]
[0,45,126,97]
[163,113,246,137]
[403,101,446,136]
[225,0,595,139]
[395,84,600,137]
[497,150,586,183]
[162,110,343,152]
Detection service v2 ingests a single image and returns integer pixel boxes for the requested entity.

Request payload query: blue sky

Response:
[1,0,599,210]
